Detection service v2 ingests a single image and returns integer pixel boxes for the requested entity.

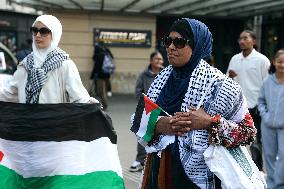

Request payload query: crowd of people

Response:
[0,13,283,189]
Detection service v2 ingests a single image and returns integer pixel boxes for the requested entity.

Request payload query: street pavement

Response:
[106,94,141,189]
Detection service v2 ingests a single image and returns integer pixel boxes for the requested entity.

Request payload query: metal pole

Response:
[253,15,263,51]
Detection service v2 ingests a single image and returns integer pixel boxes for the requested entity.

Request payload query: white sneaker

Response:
[129,161,143,172]
[107,91,112,97]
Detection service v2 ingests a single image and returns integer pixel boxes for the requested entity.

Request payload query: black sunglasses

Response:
[30,27,51,37]
[163,36,192,49]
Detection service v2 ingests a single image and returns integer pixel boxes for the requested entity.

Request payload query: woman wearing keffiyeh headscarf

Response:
[0,15,98,104]
[131,18,257,189]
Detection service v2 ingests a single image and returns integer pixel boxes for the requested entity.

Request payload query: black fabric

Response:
[90,45,111,79]
[170,138,200,189]
[157,72,191,115]
[214,175,222,189]
[146,153,159,189]
[147,140,200,189]
[0,101,117,143]
[131,95,145,134]
[250,142,263,171]
[249,106,263,171]
[249,106,262,144]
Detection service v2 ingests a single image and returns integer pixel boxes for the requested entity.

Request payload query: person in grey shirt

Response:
[129,51,163,172]
[258,49,284,189]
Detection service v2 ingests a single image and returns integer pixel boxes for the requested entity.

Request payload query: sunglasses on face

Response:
[30,27,51,37]
[163,36,192,49]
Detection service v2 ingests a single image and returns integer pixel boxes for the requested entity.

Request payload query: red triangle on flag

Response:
[144,95,159,115]
[0,150,4,162]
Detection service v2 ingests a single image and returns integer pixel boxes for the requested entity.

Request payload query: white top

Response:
[0,59,92,104]
[227,49,270,108]
[0,74,12,89]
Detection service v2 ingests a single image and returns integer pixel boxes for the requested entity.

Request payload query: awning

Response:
[9,0,284,18]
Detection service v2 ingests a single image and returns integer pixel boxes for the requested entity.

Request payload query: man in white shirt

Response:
[227,30,270,172]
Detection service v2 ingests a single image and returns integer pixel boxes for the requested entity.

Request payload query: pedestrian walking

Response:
[227,30,270,171]
[90,43,115,110]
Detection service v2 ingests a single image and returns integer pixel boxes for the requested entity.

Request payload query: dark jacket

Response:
[135,65,161,101]
[90,45,112,79]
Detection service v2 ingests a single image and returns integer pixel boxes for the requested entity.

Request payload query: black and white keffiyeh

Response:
[145,60,245,189]
[23,48,69,104]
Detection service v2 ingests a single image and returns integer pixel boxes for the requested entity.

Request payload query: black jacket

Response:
[90,45,112,79]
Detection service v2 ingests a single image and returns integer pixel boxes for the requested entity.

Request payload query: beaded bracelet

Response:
[209,114,221,144]
[211,114,221,124]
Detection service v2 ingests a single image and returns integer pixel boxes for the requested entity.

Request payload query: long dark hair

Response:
[269,49,284,74]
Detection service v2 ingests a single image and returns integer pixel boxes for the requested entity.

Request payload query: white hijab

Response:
[32,15,62,66]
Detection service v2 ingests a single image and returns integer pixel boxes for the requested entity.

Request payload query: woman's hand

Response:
[156,116,191,136]
[155,116,174,135]
[171,108,211,131]
[155,108,211,137]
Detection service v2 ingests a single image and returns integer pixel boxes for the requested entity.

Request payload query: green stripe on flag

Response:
[143,108,161,142]
[0,166,124,189]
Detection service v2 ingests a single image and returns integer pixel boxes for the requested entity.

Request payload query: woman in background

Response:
[129,51,164,172]
[258,49,284,189]
[0,14,98,104]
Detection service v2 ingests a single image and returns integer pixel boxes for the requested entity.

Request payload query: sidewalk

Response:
[107,94,141,189]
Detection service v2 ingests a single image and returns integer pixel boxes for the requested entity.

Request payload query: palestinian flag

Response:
[131,94,167,143]
[0,101,124,189]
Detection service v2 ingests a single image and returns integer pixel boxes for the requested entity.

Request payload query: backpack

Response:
[102,53,115,74]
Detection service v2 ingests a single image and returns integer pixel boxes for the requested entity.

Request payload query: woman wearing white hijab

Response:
[0,15,98,104]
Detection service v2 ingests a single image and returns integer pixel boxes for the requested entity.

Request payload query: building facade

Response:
[50,11,156,94]
[1,7,284,94]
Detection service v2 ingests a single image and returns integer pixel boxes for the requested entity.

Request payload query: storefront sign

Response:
[94,28,151,47]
